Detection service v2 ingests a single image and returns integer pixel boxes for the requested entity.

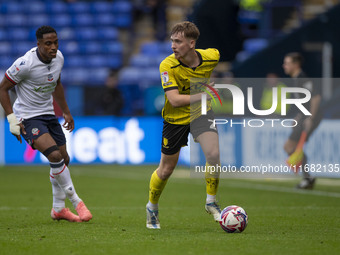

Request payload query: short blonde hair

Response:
[170,21,200,41]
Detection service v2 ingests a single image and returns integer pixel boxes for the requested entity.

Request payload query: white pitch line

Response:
[227,182,340,198]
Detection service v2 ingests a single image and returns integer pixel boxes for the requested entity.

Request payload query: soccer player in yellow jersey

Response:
[146,21,221,229]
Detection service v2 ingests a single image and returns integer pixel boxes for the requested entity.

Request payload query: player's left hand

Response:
[62,112,74,132]
[303,117,313,134]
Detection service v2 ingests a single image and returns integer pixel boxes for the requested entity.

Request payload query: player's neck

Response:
[36,49,52,64]
[180,50,200,68]
[291,68,302,78]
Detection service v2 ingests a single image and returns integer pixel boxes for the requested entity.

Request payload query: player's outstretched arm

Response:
[52,78,74,132]
[0,76,25,142]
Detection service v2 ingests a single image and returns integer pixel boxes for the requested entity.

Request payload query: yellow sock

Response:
[149,170,168,204]
[205,163,220,196]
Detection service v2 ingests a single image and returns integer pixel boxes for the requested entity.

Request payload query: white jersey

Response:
[5,47,64,120]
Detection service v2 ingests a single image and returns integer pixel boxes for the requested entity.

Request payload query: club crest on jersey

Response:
[32,128,40,136]
[47,74,54,81]
[161,71,169,83]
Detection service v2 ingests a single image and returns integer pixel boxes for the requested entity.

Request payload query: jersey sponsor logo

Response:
[47,66,51,71]
[20,61,25,66]
[161,71,169,83]
[32,128,40,136]
[47,74,54,81]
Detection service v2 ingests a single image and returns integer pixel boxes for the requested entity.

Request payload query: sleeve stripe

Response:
[164,86,178,92]
[5,73,16,85]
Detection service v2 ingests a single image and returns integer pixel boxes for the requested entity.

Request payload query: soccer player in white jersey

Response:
[0,26,92,222]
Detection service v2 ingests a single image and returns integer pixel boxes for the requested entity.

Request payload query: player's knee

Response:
[158,164,175,179]
[284,142,295,155]
[48,150,63,163]
[64,154,70,166]
[205,149,220,165]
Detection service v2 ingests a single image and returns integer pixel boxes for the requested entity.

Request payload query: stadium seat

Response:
[130,54,155,68]
[68,2,91,14]
[86,55,107,68]
[64,56,84,68]
[4,14,26,27]
[11,42,35,56]
[101,42,123,54]
[2,2,23,14]
[29,15,50,28]
[23,2,46,14]
[156,54,169,65]
[72,14,94,27]
[86,55,122,69]
[58,28,76,41]
[95,14,116,26]
[0,42,11,55]
[50,14,72,28]
[115,14,132,28]
[243,38,268,54]
[28,29,37,41]
[106,57,122,69]
[62,68,90,85]
[79,42,101,54]
[97,28,119,40]
[144,68,161,84]
[0,57,14,69]
[141,41,162,56]
[91,2,112,14]
[0,0,132,89]
[0,30,7,41]
[112,1,132,14]
[75,28,98,40]
[7,28,30,41]
[161,41,173,55]
[119,67,142,84]
[235,51,251,62]
[87,68,110,85]
[46,2,68,14]
[61,41,80,55]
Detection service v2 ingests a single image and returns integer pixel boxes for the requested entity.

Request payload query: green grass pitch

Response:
[0,165,339,255]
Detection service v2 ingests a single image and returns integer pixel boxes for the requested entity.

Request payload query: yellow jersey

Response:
[160,48,220,125]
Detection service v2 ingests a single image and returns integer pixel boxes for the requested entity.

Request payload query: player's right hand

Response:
[7,113,25,143]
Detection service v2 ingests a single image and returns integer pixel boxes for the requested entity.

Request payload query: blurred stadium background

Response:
[0,0,339,172]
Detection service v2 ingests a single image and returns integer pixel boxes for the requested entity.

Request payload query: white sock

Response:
[50,160,82,209]
[206,194,216,204]
[147,201,158,210]
[50,169,66,212]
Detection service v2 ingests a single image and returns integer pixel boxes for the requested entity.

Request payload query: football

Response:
[219,205,248,233]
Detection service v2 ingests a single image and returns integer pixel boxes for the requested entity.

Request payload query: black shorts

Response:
[161,111,217,155]
[289,112,323,142]
[21,115,66,149]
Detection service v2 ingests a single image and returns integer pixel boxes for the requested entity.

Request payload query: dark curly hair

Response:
[36,26,57,40]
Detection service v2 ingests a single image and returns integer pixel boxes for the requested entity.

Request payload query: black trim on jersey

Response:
[171,63,181,69]
[36,50,52,64]
[171,51,204,71]
[164,86,178,92]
